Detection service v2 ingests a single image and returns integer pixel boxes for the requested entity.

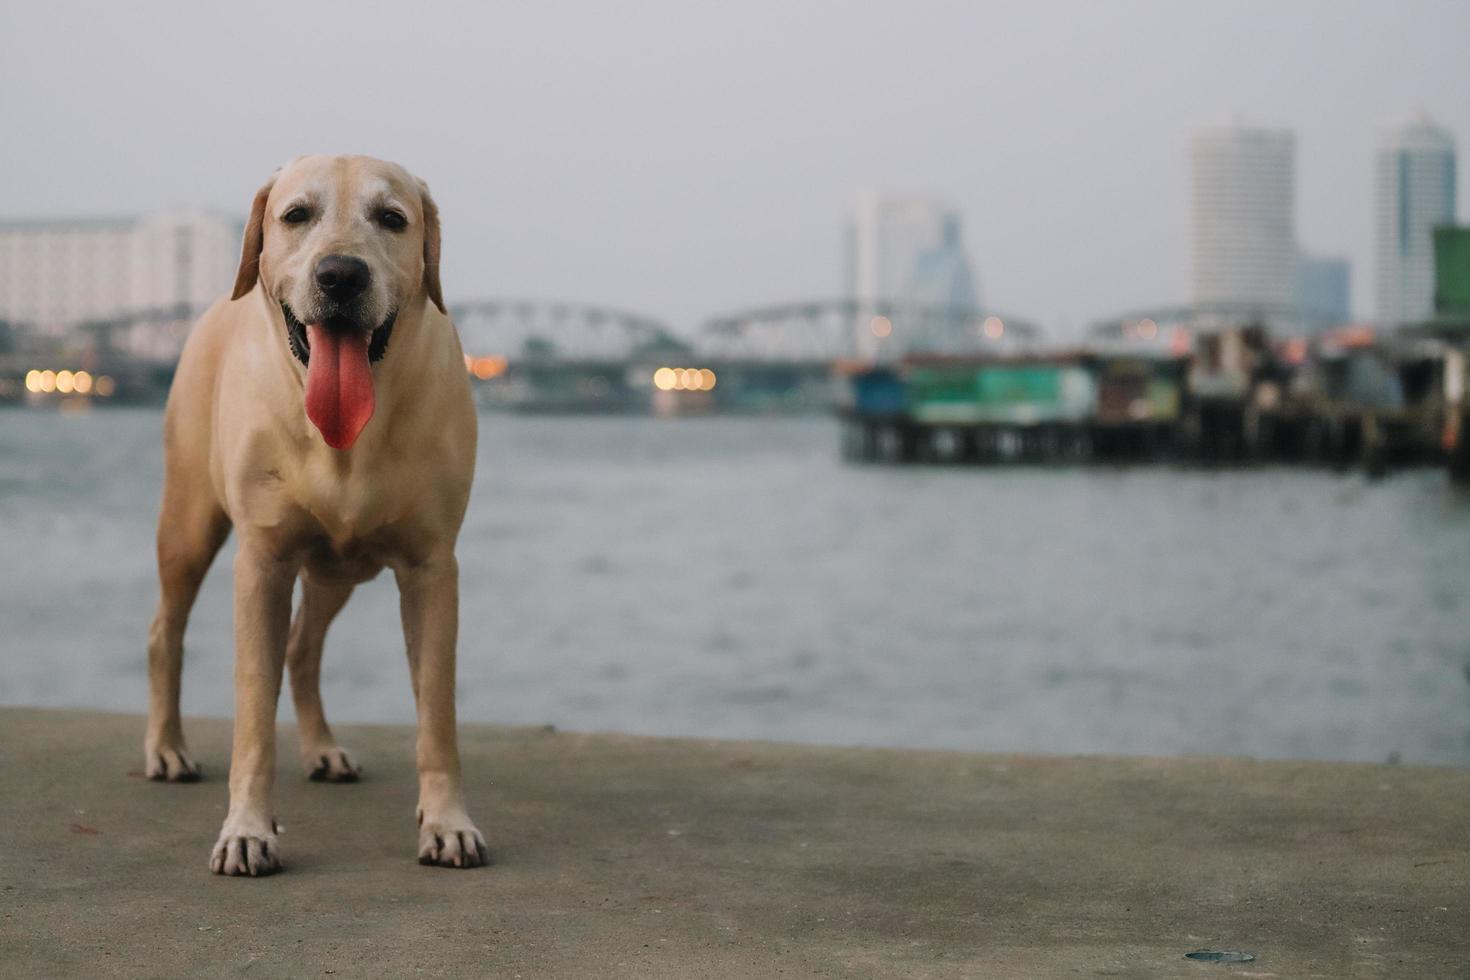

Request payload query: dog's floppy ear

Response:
[417,178,446,314]
[231,175,276,301]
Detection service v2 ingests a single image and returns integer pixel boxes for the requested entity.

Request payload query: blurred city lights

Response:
[1137,318,1158,339]
[982,316,1005,339]
[870,316,892,338]
[23,368,111,397]
[654,366,717,392]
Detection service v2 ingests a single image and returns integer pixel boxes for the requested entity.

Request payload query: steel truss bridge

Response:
[44,296,1049,367]
[701,299,1042,363]
[21,296,1050,411]
[449,299,687,364]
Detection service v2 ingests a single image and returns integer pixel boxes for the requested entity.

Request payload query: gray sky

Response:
[3,1,1467,338]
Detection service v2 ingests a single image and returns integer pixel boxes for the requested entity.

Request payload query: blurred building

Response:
[1294,253,1351,328]
[1433,225,1470,318]
[903,216,980,311]
[846,193,980,359]
[1189,125,1296,310]
[0,210,241,354]
[1374,114,1456,326]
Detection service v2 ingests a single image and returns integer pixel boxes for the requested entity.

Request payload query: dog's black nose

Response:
[314,255,371,302]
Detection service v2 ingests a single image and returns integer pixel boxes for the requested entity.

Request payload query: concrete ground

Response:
[0,708,1466,979]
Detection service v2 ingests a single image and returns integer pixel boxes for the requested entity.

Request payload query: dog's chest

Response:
[293,461,414,558]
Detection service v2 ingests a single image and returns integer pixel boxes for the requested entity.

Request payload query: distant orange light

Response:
[96,375,116,397]
[1137,318,1158,340]
[1333,325,1375,349]
[870,316,892,338]
[982,316,1004,340]
[471,356,507,380]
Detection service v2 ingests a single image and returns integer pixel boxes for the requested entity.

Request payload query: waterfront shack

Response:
[842,354,1094,463]
[1180,323,1275,461]
[1087,352,1187,458]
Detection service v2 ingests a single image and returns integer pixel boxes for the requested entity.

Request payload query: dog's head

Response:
[230,155,444,449]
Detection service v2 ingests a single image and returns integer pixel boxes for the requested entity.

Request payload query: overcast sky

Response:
[3,1,1467,338]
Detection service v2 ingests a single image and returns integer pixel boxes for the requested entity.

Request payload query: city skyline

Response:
[0,114,1455,350]
[2,3,1469,338]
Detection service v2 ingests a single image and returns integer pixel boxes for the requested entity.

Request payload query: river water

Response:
[3,408,1469,766]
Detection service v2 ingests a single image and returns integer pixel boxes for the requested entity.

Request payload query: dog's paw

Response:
[144,742,202,782]
[417,810,489,869]
[304,746,361,783]
[209,817,282,877]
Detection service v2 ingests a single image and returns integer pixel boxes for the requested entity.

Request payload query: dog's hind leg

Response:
[287,577,361,781]
[145,483,230,782]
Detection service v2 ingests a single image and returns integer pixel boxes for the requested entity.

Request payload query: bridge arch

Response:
[700,299,1043,363]
[450,299,687,365]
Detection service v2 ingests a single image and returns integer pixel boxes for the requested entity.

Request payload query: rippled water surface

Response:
[4,408,1469,766]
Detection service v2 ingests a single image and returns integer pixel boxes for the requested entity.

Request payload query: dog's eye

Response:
[377,210,408,231]
[282,206,311,225]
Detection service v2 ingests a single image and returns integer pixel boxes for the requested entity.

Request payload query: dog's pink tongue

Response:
[304,324,375,450]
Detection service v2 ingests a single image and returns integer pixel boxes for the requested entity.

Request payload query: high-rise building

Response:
[0,210,242,341]
[903,216,980,312]
[1294,253,1351,328]
[846,193,980,358]
[1189,125,1296,310]
[1374,114,1456,325]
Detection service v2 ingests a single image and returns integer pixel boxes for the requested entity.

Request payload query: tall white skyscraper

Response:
[1189,126,1296,310]
[846,193,980,359]
[1374,114,1456,325]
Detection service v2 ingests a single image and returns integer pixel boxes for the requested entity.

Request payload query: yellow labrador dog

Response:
[144,155,486,875]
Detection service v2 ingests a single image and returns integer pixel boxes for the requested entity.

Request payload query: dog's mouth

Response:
[281,304,396,451]
[281,303,395,367]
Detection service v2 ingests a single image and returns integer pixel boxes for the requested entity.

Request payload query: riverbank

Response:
[1,707,1466,978]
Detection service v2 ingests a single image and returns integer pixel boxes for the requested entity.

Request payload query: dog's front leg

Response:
[396,552,488,868]
[210,538,296,876]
